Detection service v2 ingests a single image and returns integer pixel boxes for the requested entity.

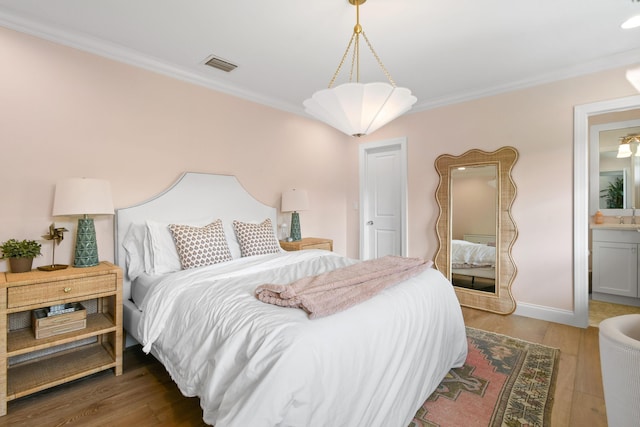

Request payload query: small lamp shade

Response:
[53,178,114,216]
[53,178,114,267]
[281,189,309,241]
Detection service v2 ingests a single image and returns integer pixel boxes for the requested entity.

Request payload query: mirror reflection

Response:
[590,111,640,214]
[450,165,497,293]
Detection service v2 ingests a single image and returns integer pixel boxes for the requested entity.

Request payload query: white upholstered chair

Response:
[599,314,640,427]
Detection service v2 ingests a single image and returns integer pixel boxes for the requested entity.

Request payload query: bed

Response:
[115,172,468,427]
[451,234,496,289]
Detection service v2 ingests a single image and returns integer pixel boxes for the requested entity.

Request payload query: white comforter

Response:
[138,250,467,427]
[451,239,496,267]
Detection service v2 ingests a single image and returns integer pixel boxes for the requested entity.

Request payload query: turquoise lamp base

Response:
[290,211,302,241]
[74,217,99,267]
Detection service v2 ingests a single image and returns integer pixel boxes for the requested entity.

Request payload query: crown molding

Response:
[3,8,639,119]
[412,49,640,113]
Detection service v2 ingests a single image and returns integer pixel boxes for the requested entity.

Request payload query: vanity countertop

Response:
[590,223,640,230]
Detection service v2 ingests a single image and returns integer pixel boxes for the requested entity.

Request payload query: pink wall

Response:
[3,25,640,315]
[0,26,350,269]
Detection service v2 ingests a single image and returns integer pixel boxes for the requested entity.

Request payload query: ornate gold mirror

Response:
[434,146,518,314]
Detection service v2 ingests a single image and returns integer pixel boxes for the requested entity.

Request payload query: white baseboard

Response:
[514,302,588,328]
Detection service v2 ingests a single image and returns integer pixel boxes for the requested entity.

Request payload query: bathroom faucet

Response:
[633,207,637,225]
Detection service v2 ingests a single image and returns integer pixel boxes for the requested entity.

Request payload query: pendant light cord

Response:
[327,0,397,88]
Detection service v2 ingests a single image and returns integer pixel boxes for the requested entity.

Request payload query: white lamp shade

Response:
[627,66,640,92]
[303,82,417,137]
[281,189,309,212]
[53,178,114,216]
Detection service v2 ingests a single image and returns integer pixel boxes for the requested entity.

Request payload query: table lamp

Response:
[281,189,309,241]
[52,178,114,267]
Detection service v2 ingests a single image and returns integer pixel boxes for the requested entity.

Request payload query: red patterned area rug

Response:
[411,327,559,427]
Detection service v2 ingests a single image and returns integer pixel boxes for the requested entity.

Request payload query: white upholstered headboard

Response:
[114,172,278,303]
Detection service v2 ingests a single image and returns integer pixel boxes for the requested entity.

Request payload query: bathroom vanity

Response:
[592,224,640,307]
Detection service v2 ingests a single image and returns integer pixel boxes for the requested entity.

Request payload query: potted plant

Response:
[0,239,42,273]
[600,177,624,209]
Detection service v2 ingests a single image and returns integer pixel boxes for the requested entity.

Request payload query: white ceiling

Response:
[1,0,640,117]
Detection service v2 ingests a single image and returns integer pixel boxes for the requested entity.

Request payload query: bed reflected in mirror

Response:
[435,147,518,314]
[450,165,497,293]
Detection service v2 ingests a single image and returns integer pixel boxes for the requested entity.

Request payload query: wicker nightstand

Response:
[280,237,333,252]
[0,262,123,416]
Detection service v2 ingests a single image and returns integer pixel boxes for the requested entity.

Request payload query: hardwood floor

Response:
[0,347,207,427]
[0,308,608,426]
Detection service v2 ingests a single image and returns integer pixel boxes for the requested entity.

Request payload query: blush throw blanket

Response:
[255,255,433,318]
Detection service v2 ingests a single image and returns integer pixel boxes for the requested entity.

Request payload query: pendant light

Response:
[303,0,417,137]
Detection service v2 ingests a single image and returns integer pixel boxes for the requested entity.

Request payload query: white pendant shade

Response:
[627,66,640,92]
[304,82,417,137]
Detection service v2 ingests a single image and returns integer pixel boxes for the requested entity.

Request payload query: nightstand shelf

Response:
[8,312,116,356]
[0,262,123,415]
[7,343,116,400]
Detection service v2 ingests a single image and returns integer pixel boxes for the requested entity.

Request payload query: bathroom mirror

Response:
[589,113,640,214]
[434,146,518,314]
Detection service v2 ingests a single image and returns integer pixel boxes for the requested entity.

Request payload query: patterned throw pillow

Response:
[169,220,232,269]
[233,218,281,257]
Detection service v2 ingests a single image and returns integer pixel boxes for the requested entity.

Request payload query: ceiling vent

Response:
[203,55,237,72]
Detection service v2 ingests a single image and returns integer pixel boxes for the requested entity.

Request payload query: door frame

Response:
[358,137,408,259]
[574,95,640,328]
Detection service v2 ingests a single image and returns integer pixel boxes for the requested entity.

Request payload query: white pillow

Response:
[223,221,242,259]
[122,224,146,281]
[145,220,182,274]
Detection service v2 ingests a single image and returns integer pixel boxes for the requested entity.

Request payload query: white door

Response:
[359,138,407,260]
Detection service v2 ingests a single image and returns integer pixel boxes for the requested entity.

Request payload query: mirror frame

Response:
[434,146,518,314]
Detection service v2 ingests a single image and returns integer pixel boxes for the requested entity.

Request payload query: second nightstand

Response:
[280,237,333,252]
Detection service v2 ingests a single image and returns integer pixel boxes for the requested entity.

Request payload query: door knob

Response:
[366,220,374,225]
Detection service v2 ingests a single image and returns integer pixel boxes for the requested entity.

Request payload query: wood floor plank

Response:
[542,321,581,356]
[575,326,605,397]
[550,352,577,427]
[570,390,608,426]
